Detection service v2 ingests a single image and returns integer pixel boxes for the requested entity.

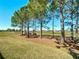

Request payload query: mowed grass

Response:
[37,31,78,37]
[0,32,74,59]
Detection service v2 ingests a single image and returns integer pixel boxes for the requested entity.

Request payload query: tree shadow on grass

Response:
[0,52,4,59]
[69,48,79,59]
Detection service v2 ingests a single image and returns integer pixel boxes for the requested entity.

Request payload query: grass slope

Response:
[0,32,73,59]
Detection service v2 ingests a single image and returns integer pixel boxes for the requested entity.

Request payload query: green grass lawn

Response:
[37,31,78,37]
[0,32,74,59]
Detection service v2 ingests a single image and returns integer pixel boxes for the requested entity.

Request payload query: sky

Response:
[0,0,29,30]
[0,0,61,30]
[0,0,70,30]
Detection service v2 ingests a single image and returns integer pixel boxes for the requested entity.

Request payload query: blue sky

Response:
[0,0,29,30]
[0,0,61,30]
[0,0,70,30]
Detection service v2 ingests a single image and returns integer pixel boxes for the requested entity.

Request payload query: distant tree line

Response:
[0,28,20,32]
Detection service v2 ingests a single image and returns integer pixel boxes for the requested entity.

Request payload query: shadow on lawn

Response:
[0,52,4,59]
[69,48,79,59]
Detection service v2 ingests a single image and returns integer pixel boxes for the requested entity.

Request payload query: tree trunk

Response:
[60,0,65,43]
[21,21,24,35]
[34,20,36,33]
[16,12,24,35]
[76,7,78,38]
[76,7,78,36]
[27,20,30,38]
[52,12,54,38]
[40,19,43,38]
[70,19,73,40]
[24,23,26,35]
[76,16,78,34]
[70,0,74,40]
[33,19,36,34]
